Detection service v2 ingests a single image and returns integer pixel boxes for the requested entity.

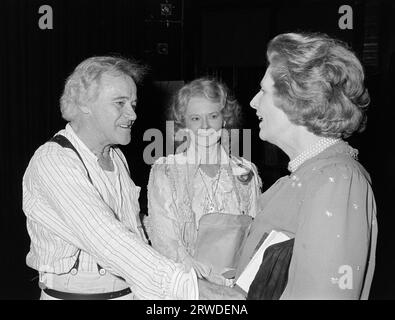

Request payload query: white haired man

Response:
[22,56,198,300]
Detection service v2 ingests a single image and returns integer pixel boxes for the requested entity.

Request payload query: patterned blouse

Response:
[145,146,262,283]
[236,141,377,299]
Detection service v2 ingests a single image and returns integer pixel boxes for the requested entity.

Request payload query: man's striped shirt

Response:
[22,124,198,299]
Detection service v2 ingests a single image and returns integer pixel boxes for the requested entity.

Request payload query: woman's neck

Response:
[193,142,223,165]
[273,126,322,161]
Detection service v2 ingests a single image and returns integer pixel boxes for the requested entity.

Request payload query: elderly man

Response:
[22,56,198,300]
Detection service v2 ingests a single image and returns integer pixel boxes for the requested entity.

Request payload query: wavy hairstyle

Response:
[169,77,242,131]
[60,56,147,121]
[267,32,370,138]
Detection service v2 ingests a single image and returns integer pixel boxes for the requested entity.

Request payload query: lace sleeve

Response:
[248,162,263,218]
[146,162,185,262]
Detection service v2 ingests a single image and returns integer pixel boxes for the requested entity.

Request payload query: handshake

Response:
[198,279,246,300]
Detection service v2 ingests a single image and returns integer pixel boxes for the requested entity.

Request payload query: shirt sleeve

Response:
[30,149,198,300]
[281,163,376,299]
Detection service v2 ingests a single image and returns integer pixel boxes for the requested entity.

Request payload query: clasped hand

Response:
[198,279,246,300]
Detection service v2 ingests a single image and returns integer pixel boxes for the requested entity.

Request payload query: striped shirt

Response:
[22,124,198,299]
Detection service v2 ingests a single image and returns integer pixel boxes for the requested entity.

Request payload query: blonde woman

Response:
[146,78,262,290]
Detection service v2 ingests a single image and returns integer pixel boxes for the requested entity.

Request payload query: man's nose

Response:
[124,104,137,121]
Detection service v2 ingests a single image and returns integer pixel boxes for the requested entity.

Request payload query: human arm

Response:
[247,162,263,218]
[27,149,198,300]
[229,157,262,218]
[146,162,211,278]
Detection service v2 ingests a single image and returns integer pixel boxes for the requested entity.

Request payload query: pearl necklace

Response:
[288,137,341,172]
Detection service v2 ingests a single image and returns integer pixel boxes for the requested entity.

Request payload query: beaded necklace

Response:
[288,137,341,172]
[198,166,222,214]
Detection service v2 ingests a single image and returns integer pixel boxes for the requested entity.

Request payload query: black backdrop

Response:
[1,0,394,299]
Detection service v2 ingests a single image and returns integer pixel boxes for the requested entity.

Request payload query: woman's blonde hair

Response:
[267,32,370,138]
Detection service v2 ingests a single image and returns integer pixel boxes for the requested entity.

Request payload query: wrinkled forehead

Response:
[96,72,137,97]
[185,96,223,115]
[100,71,136,88]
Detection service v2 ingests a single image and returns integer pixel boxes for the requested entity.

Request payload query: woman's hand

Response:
[198,279,246,300]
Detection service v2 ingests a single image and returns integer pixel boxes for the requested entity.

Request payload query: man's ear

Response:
[79,104,91,114]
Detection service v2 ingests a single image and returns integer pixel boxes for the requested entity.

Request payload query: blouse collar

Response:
[185,143,230,166]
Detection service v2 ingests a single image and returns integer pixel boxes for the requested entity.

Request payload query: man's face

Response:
[87,72,137,147]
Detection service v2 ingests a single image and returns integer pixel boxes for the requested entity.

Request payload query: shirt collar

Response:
[64,123,114,161]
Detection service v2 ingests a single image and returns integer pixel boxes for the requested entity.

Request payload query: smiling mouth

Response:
[119,122,133,129]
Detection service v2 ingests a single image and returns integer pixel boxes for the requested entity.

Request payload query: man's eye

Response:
[210,113,219,119]
[116,101,125,107]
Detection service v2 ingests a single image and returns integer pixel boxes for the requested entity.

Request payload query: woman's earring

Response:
[223,121,227,128]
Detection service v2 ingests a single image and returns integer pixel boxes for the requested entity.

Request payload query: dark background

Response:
[0,0,394,299]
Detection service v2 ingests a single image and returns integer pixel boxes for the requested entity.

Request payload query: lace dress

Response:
[145,148,262,285]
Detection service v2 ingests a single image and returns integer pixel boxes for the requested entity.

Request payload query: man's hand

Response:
[198,279,246,300]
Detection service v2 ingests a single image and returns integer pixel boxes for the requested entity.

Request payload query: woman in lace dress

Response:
[145,78,262,287]
[236,32,377,299]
